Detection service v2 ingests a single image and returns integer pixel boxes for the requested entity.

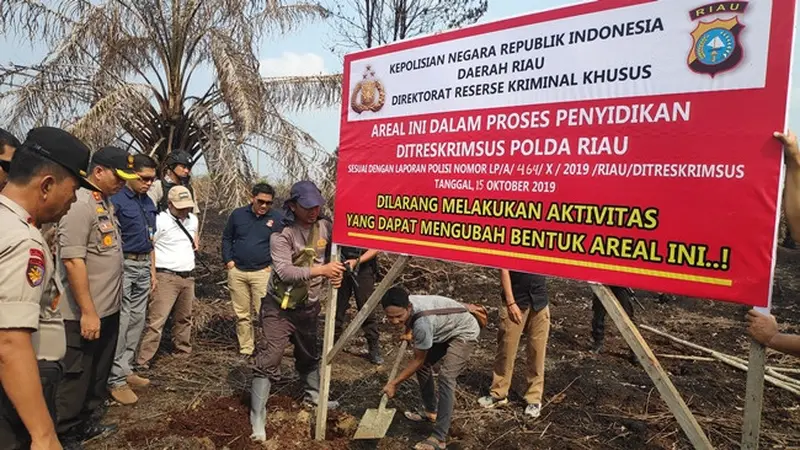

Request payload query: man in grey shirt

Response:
[381,287,479,450]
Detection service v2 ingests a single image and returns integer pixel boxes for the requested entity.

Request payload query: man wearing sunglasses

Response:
[55,147,139,448]
[0,128,21,191]
[106,154,158,406]
[222,183,284,358]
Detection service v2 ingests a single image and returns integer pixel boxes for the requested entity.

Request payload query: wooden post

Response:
[591,284,714,449]
[327,255,411,362]
[741,306,769,450]
[315,244,340,441]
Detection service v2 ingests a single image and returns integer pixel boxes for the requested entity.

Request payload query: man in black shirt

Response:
[222,183,284,357]
[478,269,550,419]
[334,246,383,364]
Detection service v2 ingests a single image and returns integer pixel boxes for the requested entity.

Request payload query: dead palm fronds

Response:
[1,0,342,209]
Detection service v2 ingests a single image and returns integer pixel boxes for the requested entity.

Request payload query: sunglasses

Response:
[138,175,156,183]
[0,159,9,172]
[255,199,274,206]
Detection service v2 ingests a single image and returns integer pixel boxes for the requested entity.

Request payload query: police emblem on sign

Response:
[687,2,748,77]
[350,65,385,114]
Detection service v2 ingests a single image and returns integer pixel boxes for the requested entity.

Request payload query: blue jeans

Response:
[108,258,151,387]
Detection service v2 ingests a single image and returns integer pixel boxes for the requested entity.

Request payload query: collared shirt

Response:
[0,195,66,361]
[505,271,548,312]
[58,188,124,320]
[268,219,332,304]
[111,185,157,254]
[154,210,197,272]
[222,206,283,271]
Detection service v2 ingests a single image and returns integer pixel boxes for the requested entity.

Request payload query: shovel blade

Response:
[353,407,397,440]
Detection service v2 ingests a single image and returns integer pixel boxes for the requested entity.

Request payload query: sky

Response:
[2,1,800,177]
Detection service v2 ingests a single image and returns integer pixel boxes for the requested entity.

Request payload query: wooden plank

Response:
[741,337,767,450]
[315,245,340,441]
[327,255,411,362]
[591,284,713,449]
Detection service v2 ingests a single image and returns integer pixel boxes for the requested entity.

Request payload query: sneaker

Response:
[477,395,508,409]
[524,403,541,418]
[110,385,138,405]
[126,373,150,387]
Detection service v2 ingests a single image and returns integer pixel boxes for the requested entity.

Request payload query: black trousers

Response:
[591,286,634,343]
[0,360,62,450]
[56,313,120,436]
[334,265,379,345]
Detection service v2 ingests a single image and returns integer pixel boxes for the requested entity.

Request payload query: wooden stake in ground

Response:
[742,335,767,450]
[315,245,340,441]
[591,284,713,449]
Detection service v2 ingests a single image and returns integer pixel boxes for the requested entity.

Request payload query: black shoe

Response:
[590,341,604,354]
[81,422,118,442]
[367,342,384,365]
[368,348,384,365]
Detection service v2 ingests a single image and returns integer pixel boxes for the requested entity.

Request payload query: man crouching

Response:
[381,286,479,450]
[249,181,345,441]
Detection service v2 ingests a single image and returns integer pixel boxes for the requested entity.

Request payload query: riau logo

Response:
[688,1,748,77]
[351,65,385,114]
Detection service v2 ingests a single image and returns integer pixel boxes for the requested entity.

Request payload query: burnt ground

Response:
[85,208,800,450]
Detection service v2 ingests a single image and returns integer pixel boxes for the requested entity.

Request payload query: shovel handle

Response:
[379,340,408,411]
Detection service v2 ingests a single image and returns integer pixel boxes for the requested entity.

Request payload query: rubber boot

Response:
[250,377,270,441]
[302,369,339,409]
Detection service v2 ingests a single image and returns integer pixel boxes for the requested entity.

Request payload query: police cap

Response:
[91,146,139,181]
[24,127,99,191]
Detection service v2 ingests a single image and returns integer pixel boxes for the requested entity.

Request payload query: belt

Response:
[124,252,150,261]
[156,268,192,278]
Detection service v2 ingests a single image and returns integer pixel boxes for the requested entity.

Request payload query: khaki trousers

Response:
[228,266,270,355]
[137,272,194,366]
[490,305,551,404]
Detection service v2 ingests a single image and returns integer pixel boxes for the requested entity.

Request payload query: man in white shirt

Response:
[136,186,198,369]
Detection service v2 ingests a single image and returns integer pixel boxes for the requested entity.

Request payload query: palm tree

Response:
[0,0,342,208]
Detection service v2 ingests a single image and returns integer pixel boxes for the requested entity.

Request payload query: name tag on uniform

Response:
[98,219,115,233]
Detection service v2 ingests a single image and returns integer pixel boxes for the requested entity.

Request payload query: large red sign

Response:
[332,0,797,307]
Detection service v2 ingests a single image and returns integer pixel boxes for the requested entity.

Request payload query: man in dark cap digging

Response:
[249,180,345,442]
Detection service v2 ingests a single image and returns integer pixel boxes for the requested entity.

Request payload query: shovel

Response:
[353,339,408,439]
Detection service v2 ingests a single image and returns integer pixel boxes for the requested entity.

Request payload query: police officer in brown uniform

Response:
[55,147,138,447]
[0,127,97,450]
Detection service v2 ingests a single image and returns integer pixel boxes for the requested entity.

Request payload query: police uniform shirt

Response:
[57,188,123,320]
[0,195,66,361]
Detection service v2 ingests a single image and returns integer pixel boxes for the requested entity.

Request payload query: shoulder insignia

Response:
[27,248,46,287]
[96,206,106,214]
[316,238,327,249]
[92,192,102,201]
[102,234,114,247]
